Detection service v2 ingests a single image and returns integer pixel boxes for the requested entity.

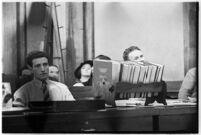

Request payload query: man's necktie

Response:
[41,80,50,101]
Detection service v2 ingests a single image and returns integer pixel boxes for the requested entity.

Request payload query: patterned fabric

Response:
[42,80,50,101]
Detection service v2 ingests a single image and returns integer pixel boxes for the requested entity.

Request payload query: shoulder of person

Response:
[186,68,197,77]
[188,68,196,74]
[49,80,69,88]
[14,81,33,96]
[73,82,84,87]
[17,81,33,90]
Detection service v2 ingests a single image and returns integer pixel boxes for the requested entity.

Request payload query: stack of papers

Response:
[115,98,197,107]
[166,99,197,106]
[148,99,197,107]
[115,98,145,107]
[2,107,29,115]
[3,107,29,112]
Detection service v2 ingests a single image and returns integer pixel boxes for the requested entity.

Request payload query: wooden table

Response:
[2,105,198,133]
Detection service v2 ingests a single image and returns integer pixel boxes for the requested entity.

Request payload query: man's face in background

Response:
[49,66,59,81]
[128,50,145,62]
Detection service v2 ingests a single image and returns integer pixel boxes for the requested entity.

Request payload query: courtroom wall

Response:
[94,3,185,81]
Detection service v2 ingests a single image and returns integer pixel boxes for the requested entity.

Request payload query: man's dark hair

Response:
[123,46,141,61]
[95,55,111,60]
[26,51,49,67]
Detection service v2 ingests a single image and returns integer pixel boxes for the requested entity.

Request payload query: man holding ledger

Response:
[13,51,75,107]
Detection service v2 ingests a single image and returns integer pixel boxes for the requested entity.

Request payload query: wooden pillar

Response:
[65,2,77,86]
[65,2,94,86]
[26,2,46,53]
[45,2,95,86]
[16,2,27,75]
[3,3,18,75]
[183,2,198,74]
[83,2,95,60]
[43,2,53,65]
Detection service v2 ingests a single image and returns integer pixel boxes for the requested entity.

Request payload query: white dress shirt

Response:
[13,78,75,107]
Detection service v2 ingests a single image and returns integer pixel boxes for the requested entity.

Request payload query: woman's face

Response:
[128,50,144,62]
[81,64,92,77]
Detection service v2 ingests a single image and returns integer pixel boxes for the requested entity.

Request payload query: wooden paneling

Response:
[26,2,46,53]
[64,2,94,86]
[3,2,50,75]
[183,3,198,74]
[3,106,197,133]
[158,106,198,132]
[159,114,197,132]
[3,2,94,86]
[84,2,95,60]
[72,3,84,65]
[3,3,18,74]
[16,3,27,73]
[89,117,152,132]
[65,3,82,86]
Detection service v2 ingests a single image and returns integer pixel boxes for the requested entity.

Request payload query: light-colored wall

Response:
[94,2,184,81]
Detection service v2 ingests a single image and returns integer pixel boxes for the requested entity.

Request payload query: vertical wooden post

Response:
[66,2,76,86]
[43,2,53,65]
[3,3,18,74]
[16,2,21,75]
[16,2,27,75]
[183,2,198,74]
[84,2,95,60]
[52,2,67,83]
[83,2,88,61]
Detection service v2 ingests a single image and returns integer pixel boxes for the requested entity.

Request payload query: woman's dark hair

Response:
[123,46,141,61]
[95,55,111,60]
[74,60,93,79]
[26,51,49,67]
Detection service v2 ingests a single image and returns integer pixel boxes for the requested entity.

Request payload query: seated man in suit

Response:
[13,51,75,107]
[178,67,197,102]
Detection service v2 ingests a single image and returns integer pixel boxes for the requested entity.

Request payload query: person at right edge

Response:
[178,68,197,103]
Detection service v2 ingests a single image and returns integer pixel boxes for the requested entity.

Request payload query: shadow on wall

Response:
[16,2,47,75]
[26,2,47,53]
[27,2,46,25]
